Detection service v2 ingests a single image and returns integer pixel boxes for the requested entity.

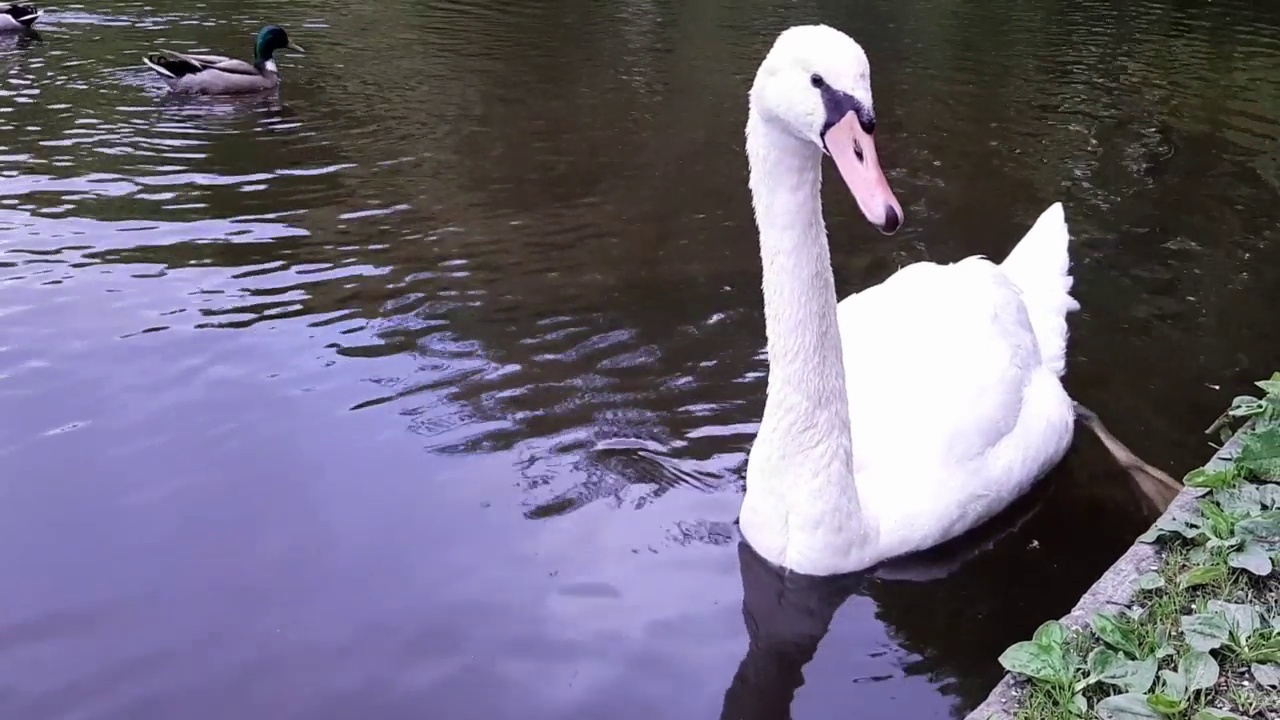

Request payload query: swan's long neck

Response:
[739,109,871,571]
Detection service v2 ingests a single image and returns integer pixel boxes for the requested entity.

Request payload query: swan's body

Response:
[0,3,41,31]
[738,25,1078,576]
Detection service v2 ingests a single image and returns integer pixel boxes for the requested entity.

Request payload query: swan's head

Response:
[750,25,903,235]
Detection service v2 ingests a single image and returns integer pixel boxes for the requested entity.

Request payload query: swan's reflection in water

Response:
[722,540,868,720]
[720,488,1045,720]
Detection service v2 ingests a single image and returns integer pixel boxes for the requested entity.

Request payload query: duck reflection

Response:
[0,26,39,48]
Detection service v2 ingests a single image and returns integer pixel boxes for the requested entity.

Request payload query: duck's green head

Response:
[254,24,305,61]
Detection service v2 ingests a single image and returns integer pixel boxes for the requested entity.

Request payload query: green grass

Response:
[995,372,1280,720]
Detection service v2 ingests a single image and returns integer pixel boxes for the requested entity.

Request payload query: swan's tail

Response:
[999,202,1079,377]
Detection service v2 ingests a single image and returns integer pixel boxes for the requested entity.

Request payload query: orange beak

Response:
[823,112,903,234]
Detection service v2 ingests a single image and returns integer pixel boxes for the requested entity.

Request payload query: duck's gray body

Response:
[144,51,281,95]
[141,25,303,96]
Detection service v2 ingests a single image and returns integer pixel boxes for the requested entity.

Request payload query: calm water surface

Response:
[3,0,1280,718]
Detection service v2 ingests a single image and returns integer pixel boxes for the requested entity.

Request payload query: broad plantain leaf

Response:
[1032,619,1068,646]
[1091,612,1141,658]
[997,640,1071,684]
[1145,692,1185,715]
[1188,546,1212,566]
[1235,511,1280,542]
[1096,693,1162,720]
[1215,484,1262,515]
[1207,600,1262,641]
[1256,373,1280,397]
[1087,646,1122,679]
[1134,572,1165,590]
[1227,396,1267,418]
[1227,541,1273,576]
[1158,669,1186,701]
[1260,484,1280,509]
[1200,501,1238,540]
[1179,650,1219,691]
[1252,662,1280,688]
[1098,657,1158,695]
[1185,467,1235,490]
[1181,612,1230,651]
[1251,635,1280,664]
[1179,563,1226,590]
[1237,428,1280,479]
[1206,536,1243,551]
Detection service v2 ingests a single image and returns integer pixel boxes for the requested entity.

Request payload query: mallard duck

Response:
[0,3,41,31]
[142,24,304,95]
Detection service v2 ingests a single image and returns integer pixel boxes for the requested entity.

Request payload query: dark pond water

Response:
[3,0,1280,718]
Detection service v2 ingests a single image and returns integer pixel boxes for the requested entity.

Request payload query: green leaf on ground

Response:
[1252,662,1280,688]
[1237,427,1280,479]
[1256,373,1280,397]
[1091,612,1142,658]
[1188,546,1213,565]
[1179,651,1219,691]
[1032,619,1068,646]
[1087,646,1122,678]
[1179,564,1226,590]
[1133,572,1165,590]
[1158,668,1186,701]
[1181,613,1231,651]
[1145,692,1184,714]
[1216,484,1262,515]
[1099,657,1159,695]
[1235,511,1280,542]
[1140,512,1215,544]
[1228,396,1267,418]
[1096,693,1162,719]
[1227,541,1273,575]
[1260,484,1280,508]
[1207,600,1262,641]
[997,640,1071,685]
[1186,467,1236,490]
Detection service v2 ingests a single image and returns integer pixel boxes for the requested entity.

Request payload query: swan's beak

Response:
[823,113,903,235]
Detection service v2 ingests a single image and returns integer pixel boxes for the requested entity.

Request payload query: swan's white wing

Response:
[838,256,1038,471]
[836,256,1073,558]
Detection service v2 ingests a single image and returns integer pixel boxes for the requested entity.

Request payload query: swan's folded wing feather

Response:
[838,258,1038,468]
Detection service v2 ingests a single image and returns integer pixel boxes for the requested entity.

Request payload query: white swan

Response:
[738,24,1079,576]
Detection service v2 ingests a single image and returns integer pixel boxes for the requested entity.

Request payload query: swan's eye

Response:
[810,73,824,88]
[854,139,864,162]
